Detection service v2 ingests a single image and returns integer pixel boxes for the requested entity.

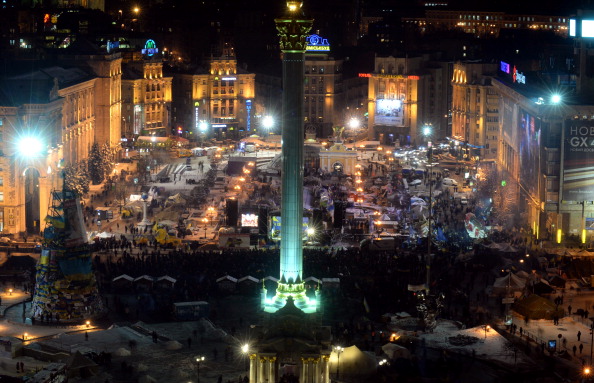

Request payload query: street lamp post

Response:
[590,320,594,366]
[334,345,344,379]
[424,124,433,292]
[241,343,250,372]
[195,356,205,383]
[202,218,208,239]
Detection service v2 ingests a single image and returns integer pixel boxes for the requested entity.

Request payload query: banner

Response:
[563,123,594,201]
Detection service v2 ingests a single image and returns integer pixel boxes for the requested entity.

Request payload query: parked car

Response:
[442,178,458,186]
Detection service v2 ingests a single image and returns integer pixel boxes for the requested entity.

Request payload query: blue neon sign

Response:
[246,99,252,131]
[141,39,159,57]
[306,34,330,52]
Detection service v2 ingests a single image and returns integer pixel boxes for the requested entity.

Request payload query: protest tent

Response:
[512,294,564,320]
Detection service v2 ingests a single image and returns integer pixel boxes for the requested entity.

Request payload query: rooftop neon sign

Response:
[306,34,330,52]
[141,39,159,57]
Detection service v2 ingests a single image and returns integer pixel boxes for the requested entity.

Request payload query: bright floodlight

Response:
[423,125,432,136]
[17,136,44,157]
[241,344,249,353]
[348,117,360,129]
[199,121,208,132]
[262,115,274,129]
[306,227,315,236]
[551,94,562,104]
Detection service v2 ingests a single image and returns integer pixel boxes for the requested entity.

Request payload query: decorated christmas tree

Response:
[31,180,104,322]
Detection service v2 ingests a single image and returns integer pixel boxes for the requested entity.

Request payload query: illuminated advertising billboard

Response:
[518,109,541,195]
[583,20,594,38]
[241,213,258,227]
[375,99,404,126]
[563,123,594,201]
[501,98,516,144]
[269,216,309,241]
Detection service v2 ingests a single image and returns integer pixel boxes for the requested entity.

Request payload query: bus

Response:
[177,149,193,158]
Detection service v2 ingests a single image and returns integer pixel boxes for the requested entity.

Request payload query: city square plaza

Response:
[0,133,593,382]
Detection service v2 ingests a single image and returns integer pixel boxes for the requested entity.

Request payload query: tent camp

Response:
[66,351,98,378]
[493,273,526,294]
[332,345,376,376]
[512,294,564,320]
[381,343,412,360]
[165,193,186,207]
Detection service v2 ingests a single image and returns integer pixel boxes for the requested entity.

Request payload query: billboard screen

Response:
[501,98,516,144]
[518,109,541,195]
[269,216,309,241]
[583,20,594,37]
[563,123,594,201]
[375,99,404,126]
[241,213,258,227]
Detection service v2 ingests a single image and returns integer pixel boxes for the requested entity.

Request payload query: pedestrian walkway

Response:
[0,288,30,317]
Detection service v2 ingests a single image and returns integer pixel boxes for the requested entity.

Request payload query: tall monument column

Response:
[263,1,316,313]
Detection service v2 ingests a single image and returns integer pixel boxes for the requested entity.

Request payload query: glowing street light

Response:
[334,346,344,379]
[17,136,45,158]
[306,227,315,236]
[195,356,205,382]
[241,344,250,371]
[551,94,562,104]
[198,121,208,132]
[348,117,360,129]
[262,115,274,130]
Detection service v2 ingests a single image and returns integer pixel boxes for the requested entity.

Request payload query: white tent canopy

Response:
[493,273,525,294]
[382,343,412,359]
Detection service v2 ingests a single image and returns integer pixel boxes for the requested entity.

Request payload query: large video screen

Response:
[375,99,404,126]
[269,216,310,241]
[563,123,594,201]
[241,213,258,227]
[518,109,541,195]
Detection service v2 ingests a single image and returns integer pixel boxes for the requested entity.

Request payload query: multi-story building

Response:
[0,43,122,236]
[172,55,255,140]
[304,47,344,139]
[0,66,99,235]
[121,53,173,138]
[404,10,570,38]
[451,61,499,160]
[365,54,451,145]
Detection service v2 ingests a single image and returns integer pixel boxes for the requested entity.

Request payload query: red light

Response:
[358,73,371,78]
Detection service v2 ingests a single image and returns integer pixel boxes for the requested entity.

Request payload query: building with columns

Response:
[451,61,499,161]
[0,42,122,235]
[172,55,256,140]
[122,55,173,138]
[248,299,332,383]
[365,54,451,145]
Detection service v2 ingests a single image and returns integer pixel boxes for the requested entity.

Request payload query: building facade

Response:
[172,56,256,140]
[304,51,344,139]
[0,45,122,235]
[122,56,173,138]
[404,10,570,38]
[451,61,499,160]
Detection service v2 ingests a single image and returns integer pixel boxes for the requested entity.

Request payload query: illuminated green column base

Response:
[262,282,318,314]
